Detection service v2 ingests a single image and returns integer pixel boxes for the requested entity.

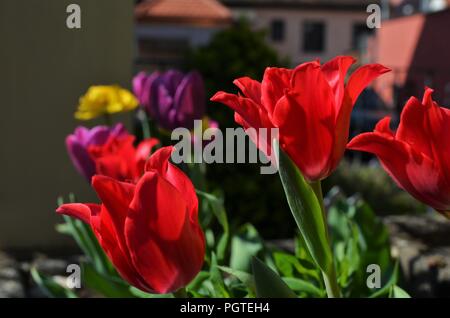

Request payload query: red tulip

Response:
[211,56,389,181]
[348,88,450,217]
[88,134,159,183]
[56,146,205,293]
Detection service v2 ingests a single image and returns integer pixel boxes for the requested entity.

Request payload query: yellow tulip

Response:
[75,85,138,120]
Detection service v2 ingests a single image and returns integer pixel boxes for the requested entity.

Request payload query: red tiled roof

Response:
[135,0,232,26]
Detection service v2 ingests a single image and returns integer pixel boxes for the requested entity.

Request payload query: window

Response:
[271,20,285,42]
[303,21,325,52]
[352,23,374,51]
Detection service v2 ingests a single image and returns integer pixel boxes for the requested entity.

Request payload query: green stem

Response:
[310,182,329,241]
[173,287,188,298]
[103,113,112,126]
[138,109,151,139]
[310,181,341,298]
[322,264,341,298]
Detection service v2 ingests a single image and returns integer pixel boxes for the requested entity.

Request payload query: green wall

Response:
[0,0,135,250]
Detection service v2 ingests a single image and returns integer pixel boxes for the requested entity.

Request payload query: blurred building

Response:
[135,0,232,69]
[372,2,450,111]
[221,0,378,65]
[385,0,449,18]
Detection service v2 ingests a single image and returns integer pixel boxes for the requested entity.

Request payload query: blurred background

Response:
[1,0,450,297]
[134,0,450,237]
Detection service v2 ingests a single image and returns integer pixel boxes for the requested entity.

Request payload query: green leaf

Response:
[129,287,173,298]
[274,140,332,274]
[251,257,297,298]
[205,228,215,250]
[81,263,135,298]
[328,203,352,242]
[218,266,256,296]
[326,193,395,297]
[282,277,325,297]
[30,267,77,298]
[230,224,263,272]
[209,252,230,297]
[186,271,210,293]
[196,190,229,233]
[273,252,301,277]
[216,233,229,263]
[294,235,317,272]
[273,252,321,283]
[197,190,230,262]
[65,217,111,273]
[353,200,392,271]
[55,223,71,235]
[390,285,411,298]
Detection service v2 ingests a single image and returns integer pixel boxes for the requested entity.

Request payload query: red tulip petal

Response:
[233,77,262,104]
[261,67,293,117]
[333,95,394,173]
[331,94,354,177]
[211,91,275,161]
[211,91,273,129]
[396,88,450,188]
[234,112,250,130]
[57,202,149,292]
[89,135,139,182]
[273,62,335,181]
[212,91,275,159]
[421,88,450,186]
[330,63,389,173]
[94,156,126,181]
[321,56,355,115]
[421,87,450,154]
[129,171,187,240]
[374,116,395,136]
[90,177,141,287]
[146,146,198,220]
[396,96,433,158]
[346,63,390,106]
[135,138,159,175]
[136,138,159,161]
[91,175,135,249]
[145,145,172,173]
[348,132,450,211]
[56,203,100,224]
[90,205,151,292]
[125,171,204,293]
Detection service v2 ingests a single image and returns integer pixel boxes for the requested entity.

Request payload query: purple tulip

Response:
[65,123,126,181]
[133,70,206,130]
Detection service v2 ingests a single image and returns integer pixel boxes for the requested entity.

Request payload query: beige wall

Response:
[0,0,134,250]
[233,8,368,65]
